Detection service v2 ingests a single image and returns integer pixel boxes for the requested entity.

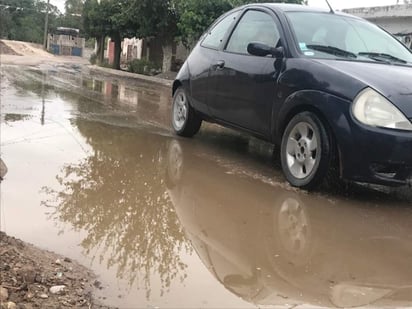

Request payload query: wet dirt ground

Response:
[1,63,412,309]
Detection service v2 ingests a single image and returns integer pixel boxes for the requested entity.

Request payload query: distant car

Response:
[171,3,412,189]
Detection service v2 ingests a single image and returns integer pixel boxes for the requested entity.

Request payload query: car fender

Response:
[172,60,191,97]
[275,90,351,137]
[274,90,356,176]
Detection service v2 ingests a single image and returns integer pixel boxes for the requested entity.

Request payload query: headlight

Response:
[352,88,412,131]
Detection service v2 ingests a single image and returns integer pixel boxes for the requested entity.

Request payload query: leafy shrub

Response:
[85,38,95,49]
[99,60,112,68]
[90,55,111,68]
[127,59,161,75]
[89,53,97,65]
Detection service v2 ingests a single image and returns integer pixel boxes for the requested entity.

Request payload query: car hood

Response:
[315,59,412,118]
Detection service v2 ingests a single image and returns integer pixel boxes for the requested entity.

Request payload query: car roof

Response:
[242,3,361,19]
[261,3,330,12]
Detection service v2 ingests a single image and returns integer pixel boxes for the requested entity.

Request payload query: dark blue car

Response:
[171,3,412,189]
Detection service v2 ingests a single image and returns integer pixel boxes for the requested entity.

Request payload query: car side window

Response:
[226,10,280,54]
[201,12,238,50]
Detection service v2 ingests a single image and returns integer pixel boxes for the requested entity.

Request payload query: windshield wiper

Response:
[306,44,357,59]
[358,52,407,64]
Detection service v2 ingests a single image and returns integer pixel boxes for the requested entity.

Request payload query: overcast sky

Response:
[309,0,398,10]
[49,0,399,14]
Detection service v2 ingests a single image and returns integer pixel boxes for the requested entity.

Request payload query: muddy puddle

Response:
[1,65,412,308]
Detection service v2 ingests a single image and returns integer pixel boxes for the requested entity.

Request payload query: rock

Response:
[7,292,19,303]
[0,158,8,180]
[93,280,101,289]
[76,288,83,296]
[18,266,36,284]
[65,273,76,281]
[54,259,62,265]
[1,264,10,271]
[34,274,43,283]
[63,257,71,263]
[6,302,16,309]
[49,285,66,294]
[39,293,48,299]
[0,287,8,301]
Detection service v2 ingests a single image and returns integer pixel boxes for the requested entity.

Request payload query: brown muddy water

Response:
[1,64,412,308]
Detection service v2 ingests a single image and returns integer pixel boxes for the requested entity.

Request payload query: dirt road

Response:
[1,42,105,308]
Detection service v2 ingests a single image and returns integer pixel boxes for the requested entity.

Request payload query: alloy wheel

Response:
[173,92,188,131]
[285,122,319,179]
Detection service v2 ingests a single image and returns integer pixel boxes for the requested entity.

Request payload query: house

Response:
[344,4,412,48]
[106,37,190,71]
[48,27,86,57]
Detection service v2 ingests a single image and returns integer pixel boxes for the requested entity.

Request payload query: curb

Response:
[88,65,173,87]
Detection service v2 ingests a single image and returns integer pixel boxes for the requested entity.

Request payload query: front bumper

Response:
[339,120,412,186]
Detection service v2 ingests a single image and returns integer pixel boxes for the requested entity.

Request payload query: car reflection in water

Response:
[165,139,412,308]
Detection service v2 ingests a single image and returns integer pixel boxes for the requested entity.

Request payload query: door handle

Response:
[215,60,225,69]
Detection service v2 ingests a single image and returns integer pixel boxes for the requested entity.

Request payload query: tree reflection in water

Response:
[42,119,191,299]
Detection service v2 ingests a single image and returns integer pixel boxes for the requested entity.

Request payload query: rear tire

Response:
[280,112,336,190]
[172,87,202,137]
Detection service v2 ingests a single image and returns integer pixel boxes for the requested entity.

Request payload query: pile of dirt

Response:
[0,41,21,56]
[0,41,51,58]
[0,232,111,309]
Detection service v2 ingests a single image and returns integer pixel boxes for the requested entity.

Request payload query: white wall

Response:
[344,4,412,19]
[369,17,412,34]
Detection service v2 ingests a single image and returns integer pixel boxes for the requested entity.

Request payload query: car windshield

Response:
[286,12,412,64]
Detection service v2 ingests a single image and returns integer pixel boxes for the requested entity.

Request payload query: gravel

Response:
[0,232,113,309]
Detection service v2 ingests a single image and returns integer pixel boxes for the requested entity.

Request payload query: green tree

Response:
[83,0,107,65]
[82,0,306,72]
[175,0,232,47]
[176,0,306,47]
[108,0,138,70]
[83,0,136,69]
[0,0,60,43]
[60,0,84,35]
[126,0,178,72]
[65,0,83,14]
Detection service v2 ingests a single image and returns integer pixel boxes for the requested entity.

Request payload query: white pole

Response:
[43,0,50,50]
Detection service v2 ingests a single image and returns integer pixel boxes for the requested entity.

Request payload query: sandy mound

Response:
[1,40,52,58]
[0,40,89,66]
[0,41,21,56]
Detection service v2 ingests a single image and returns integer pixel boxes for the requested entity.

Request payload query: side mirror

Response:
[247,42,284,58]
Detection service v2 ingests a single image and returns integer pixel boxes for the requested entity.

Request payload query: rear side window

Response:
[202,11,238,50]
[226,10,280,54]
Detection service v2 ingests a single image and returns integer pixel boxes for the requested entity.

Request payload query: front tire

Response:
[165,140,184,188]
[172,87,202,137]
[280,112,335,190]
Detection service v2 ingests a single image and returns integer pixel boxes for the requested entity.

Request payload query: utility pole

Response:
[43,0,50,50]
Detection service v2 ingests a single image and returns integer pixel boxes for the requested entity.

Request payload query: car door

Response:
[208,9,283,136]
[188,11,239,116]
